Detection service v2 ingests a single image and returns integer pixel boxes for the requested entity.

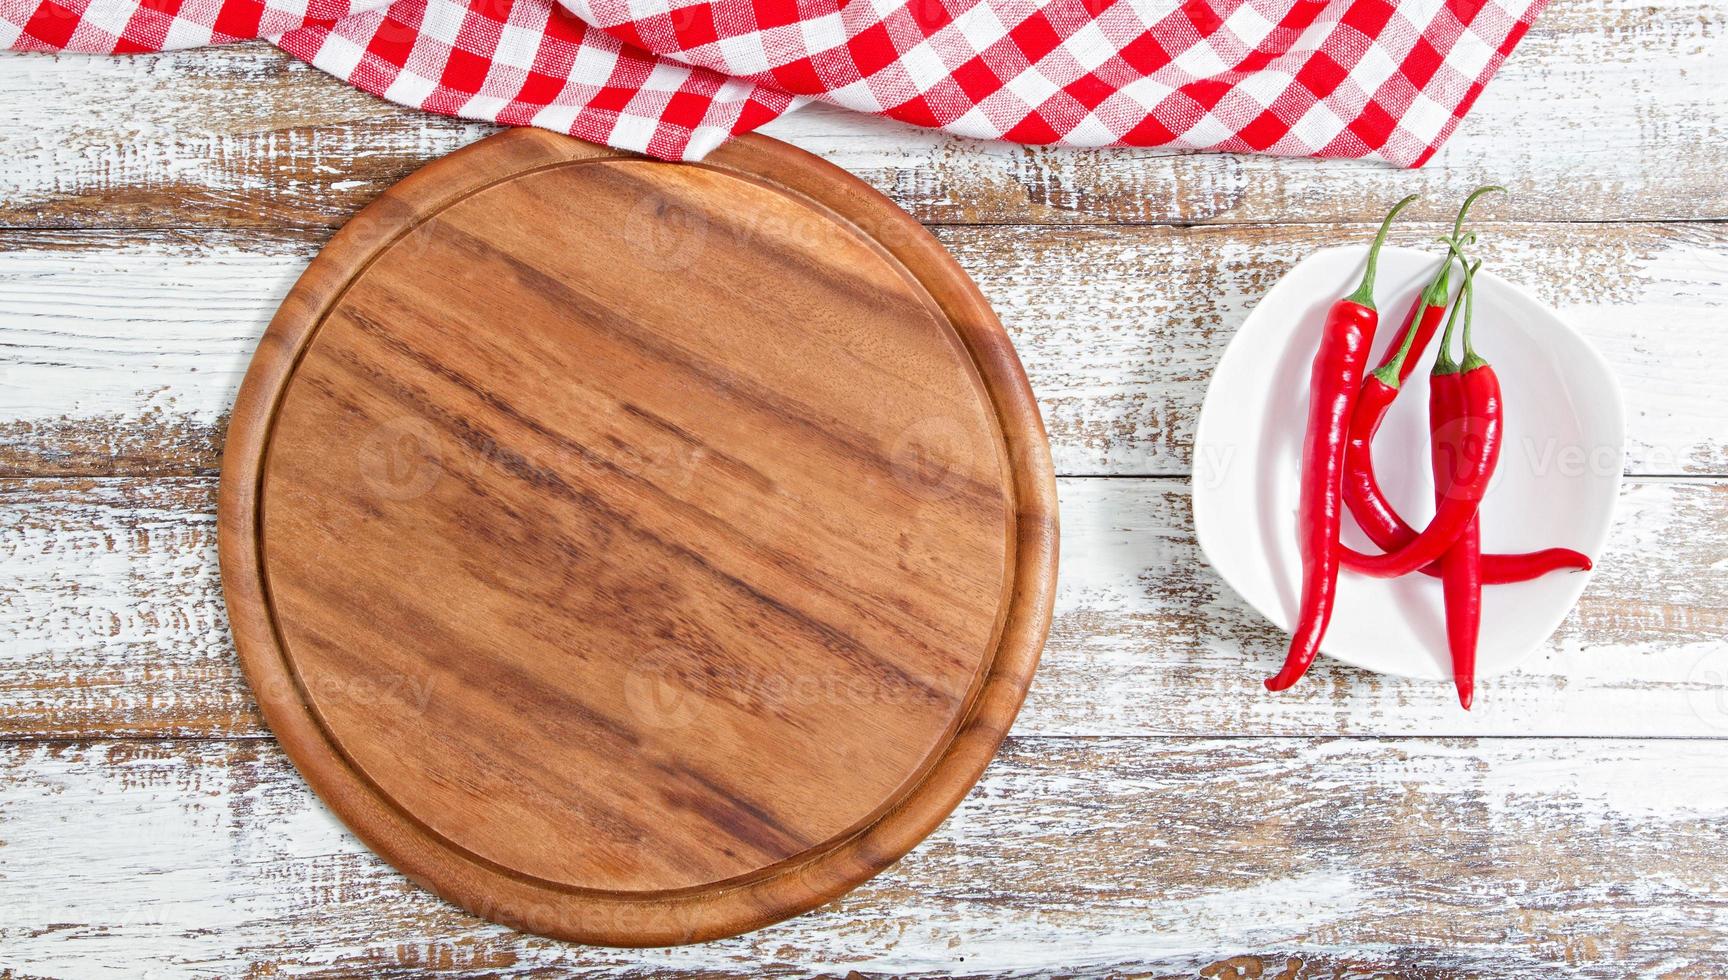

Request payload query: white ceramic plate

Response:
[1193,245,1623,681]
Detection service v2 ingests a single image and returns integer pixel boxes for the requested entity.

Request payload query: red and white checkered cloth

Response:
[2,0,1547,166]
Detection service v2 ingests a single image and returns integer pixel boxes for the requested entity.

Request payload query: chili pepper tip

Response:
[1455,677,1474,710]
[1264,658,1312,692]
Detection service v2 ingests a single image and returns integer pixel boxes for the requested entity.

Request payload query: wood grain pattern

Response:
[6,476,1725,740]
[1,0,1725,229]
[3,0,1728,969]
[5,221,1724,478]
[218,129,1057,943]
[4,736,1726,978]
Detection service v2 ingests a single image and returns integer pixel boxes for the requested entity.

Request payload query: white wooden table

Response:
[4,1,1727,974]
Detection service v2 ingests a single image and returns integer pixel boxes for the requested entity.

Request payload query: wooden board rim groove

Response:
[255,151,1001,905]
[216,127,1060,946]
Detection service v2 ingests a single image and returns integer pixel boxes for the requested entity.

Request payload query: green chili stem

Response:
[1460,277,1488,372]
[1417,244,1460,310]
[1374,229,1476,386]
[1417,186,1501,308]
[1345,193,1420,310]
[1434,256,1480,376]
[1370,300,1429,388]
[1452,186,1503,240]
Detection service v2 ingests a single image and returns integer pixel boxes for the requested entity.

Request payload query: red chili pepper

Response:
[1443,519,1484,708]
[1341,258,1501,580]
[1349,358,1587,579]
[1439,264,1502,710]
[1341,188,1592,583]
[1364,188,1492,385]
[1264,194,1418,693]
[1351,366,1588,578]
[1426,366,1480,708]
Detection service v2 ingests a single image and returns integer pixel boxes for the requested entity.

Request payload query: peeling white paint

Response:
[2,477,1724,740]
[3,737,1726,975]
[3,227,1725,477]
[2,0,1728,973]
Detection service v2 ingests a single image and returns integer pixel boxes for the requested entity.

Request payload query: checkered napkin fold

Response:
[3,0,1547,166]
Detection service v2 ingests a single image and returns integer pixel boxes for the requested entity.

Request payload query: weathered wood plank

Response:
[0,230,298,476]
[2,0,1723,969]
[0,0,1724,228]
[6,476,1724,739]
[1,736,1724,977]
[3,222,1722,478]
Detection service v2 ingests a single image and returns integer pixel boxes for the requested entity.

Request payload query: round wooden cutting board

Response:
[218,128,1057,946]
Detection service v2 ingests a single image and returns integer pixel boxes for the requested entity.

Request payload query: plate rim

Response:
[1192,244,1625,682]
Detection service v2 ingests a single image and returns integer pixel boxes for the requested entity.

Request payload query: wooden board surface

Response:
[216,129,1055,943]
[4,0,1728,971]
